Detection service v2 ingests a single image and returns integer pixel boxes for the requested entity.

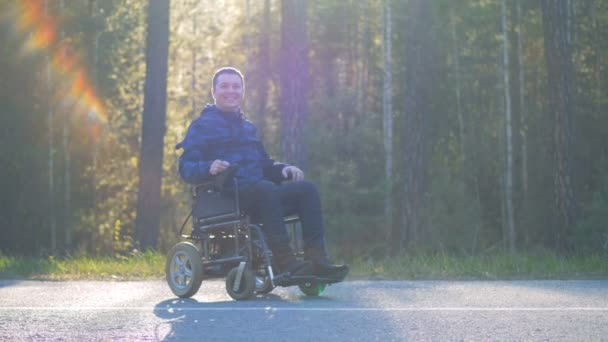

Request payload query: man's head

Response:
[211,67,244,113]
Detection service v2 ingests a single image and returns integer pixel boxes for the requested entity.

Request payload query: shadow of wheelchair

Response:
[153,291,335,341]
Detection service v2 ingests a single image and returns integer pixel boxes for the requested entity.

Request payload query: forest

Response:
[1,0,607,260]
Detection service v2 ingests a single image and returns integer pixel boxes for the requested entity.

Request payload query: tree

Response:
[394,0,433,253]
[541,0,579,251]
[382,0,393,241]
[517,0,529,206]
[45,0,58,255]
[279,0,308,169]
[255,0,272,140]
[135,0,170,250]
[501,0,515,252]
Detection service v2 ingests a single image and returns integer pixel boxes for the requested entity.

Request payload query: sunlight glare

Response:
[13,0,108,135]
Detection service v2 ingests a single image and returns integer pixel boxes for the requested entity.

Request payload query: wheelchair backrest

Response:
[191,180,240,225]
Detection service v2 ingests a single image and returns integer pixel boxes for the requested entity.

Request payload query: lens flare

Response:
[14,0,107,132]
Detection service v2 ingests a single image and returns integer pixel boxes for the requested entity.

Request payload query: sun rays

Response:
[13,0,107,130]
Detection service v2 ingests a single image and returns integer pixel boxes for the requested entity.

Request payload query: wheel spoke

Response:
[173,255,184,268]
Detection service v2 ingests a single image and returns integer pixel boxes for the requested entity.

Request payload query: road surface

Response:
[1,279,607,341]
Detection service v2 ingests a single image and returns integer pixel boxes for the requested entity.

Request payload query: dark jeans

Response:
[238,180,327,262]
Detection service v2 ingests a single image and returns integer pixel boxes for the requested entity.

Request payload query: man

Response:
[178,67,347,279]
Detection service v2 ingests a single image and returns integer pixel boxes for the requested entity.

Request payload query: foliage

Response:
[0,0,607,260]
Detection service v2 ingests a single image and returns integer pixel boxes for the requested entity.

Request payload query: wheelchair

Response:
[165,168,346,300]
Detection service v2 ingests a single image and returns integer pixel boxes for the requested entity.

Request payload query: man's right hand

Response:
[209,160,230,175]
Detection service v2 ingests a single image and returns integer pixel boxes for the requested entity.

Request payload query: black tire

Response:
[299,281,326,296]
[226,267,255,300]
[166,242,204,298]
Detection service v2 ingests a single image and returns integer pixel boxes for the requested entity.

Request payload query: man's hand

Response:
[209,160,230,175]
[282,165,304,181]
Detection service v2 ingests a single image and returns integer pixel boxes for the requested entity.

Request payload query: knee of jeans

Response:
[254,180,279,198]
[298,180,319,196]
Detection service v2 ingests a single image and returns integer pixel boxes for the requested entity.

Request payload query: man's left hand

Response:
[282,166,304,182]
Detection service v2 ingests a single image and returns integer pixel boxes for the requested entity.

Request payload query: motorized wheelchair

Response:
[165,167,346,300]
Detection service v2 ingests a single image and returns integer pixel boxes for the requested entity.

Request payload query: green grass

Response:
[0,251,166,280]
[349,253,608,280]
[0,251,606,281]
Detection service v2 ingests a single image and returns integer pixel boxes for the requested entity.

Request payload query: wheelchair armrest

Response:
[191,165,240,197]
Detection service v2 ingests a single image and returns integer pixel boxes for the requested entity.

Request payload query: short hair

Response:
[212,67,244,90]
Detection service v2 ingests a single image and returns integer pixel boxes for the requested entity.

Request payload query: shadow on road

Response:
[153,292,341,341]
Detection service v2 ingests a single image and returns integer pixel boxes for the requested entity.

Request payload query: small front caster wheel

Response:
[299,281,326,296]
[226,266,256,300]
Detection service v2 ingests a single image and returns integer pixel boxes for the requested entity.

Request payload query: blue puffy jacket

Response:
[177,104,287,189]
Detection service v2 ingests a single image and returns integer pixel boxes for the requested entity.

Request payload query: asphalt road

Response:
[0,279,607,341]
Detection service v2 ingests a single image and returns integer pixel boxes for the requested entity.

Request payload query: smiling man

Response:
[177,67,348,279]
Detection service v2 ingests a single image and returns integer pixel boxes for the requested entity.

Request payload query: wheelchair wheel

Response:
[166,242,204,298]
[226,266,255,300]
[299,281,326,296]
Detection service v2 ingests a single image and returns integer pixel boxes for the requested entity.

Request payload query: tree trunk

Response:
[517,0,528,203]
[135,0,170,250]
[501,0,515,253]
[357,0,370,118]
[593,1,601,118]
[45,0,57,255]
[280,0,308,169]
[191,0,197,117]
[243,0,251,114]
[90,0,101,252]
[383,0,393,242]
[56,0,72,253]
[255,0,271,140]
[394,0,432,253]
[541,0,579,252]
[451,8,465,168]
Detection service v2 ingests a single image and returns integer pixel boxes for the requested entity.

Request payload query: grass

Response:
[0,251,166,281]
[0,251,606,281]
[349,253,608,280]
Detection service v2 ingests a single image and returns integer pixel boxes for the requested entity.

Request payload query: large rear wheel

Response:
[166,242,204,298]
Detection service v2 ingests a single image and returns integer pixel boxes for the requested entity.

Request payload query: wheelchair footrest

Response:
[273,273,347,287]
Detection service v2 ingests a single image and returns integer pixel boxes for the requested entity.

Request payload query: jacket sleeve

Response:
[178,121,214,184]
[259,143,288,183]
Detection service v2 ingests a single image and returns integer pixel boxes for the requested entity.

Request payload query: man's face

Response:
[212,73,243,113]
